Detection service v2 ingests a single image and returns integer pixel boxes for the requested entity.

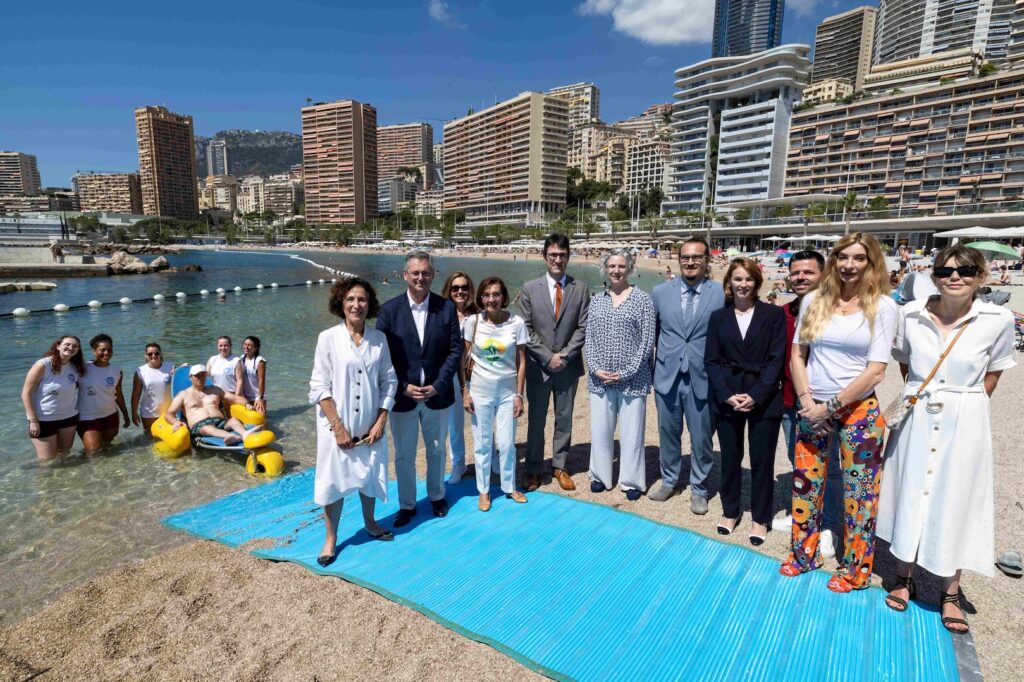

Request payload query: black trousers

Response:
[716,410,781,524]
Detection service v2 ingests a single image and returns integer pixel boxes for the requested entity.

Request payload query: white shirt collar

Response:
[546,273,567,288]
[407,291,429,310]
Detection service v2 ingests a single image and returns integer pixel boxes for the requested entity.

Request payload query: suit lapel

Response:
[723,306,744,352]
[420,293,437,354]
[742,302,767,351]
[399,295,423,354]
[688,280,712,337]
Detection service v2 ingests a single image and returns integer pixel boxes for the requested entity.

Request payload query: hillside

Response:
[194,130,302,178]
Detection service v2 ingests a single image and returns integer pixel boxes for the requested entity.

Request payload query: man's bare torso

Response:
[181,386,225,427]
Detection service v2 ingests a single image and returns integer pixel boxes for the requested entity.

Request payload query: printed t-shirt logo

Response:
[66,373,76,383]
[106,376,116,385]
[481,338,506,364]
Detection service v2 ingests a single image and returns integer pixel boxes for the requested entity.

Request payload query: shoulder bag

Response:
[464,314,480,385]
[882,317,971,430]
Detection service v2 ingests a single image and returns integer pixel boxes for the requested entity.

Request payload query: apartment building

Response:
[413,188,444,219]
[237,176,265,215]
[626,138,670,196]
[665,45,811,213]
[207,140,229,176]
[377,123,433,183]
[612,104,673,139]
[198,175,238,212]
[264,177,301,217]
[812,7,876,91]
[377,177,417,214]
[863,48,983,93]
[785,69,1024,211]
[0,151,42,196]
[874,0,1017,66]
[301,99,377,225]
[803,78,854,105]
[547,82,600,128]
[571,122,630,173]
[443,91,569,226]
[589,136,632,190]
[712,0,785,58]
[135,106,200,219]
[73,172,143,213]
[0,195,51,214]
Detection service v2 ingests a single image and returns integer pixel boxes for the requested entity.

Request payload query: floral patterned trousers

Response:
[782,395,886,590]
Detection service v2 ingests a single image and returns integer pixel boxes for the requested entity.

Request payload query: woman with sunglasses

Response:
[877,245,1016,634]
[21,336,85,460]
[440,271,477,484]
[781,232,897,593]
[131,342,174,434]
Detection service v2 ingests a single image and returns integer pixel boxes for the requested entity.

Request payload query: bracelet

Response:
[328,417,343,432]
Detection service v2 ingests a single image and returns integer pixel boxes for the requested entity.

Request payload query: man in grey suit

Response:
[519,233,590,492]
[650,237,725,514]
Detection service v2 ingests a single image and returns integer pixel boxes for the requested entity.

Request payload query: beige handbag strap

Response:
[908,317,971,405]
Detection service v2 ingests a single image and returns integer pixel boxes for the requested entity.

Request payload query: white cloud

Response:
[578,0,715,46]
[428,0,465,29]
[788,0,818,18]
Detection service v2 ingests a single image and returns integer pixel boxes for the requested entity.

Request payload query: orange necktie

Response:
[554,282,563,319]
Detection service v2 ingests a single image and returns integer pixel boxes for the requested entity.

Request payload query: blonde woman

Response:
[780,233,898,593]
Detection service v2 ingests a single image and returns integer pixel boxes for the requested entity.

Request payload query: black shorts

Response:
[33,415,79,439]
[77,411,120,436]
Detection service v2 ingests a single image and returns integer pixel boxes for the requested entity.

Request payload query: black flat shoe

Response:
[590,480,606,493]
[431,499,449,518]
[749,534,767,547]
[368,529,394,541]
[317,553,336,567]
[717,516,740,536]
[394,508,416,528]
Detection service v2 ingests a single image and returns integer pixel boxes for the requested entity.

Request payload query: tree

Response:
[841,191,858,235]
[112,226,128,243]
[225,222,237,245]
[867,195,889,213]
[979,62,997,77]
[734,207,752,222]
[644,187,664,217]
[770,205,794,219]
[264,229,276,245]
[607,207,628,222]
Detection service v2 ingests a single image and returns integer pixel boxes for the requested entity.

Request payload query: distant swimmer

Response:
[235,335,267,415]
[206,336,239,393]
[77,333,130,454]
[164,365,258,446]
[382,276,389,285]
[21,336,85,460]
[131,342,174,433]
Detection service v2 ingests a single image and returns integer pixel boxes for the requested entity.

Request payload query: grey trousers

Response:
[525,370,579,474]
[654,374,714,497]
[390,402,448,510]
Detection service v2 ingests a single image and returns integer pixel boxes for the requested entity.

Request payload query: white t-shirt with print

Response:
[464,313,529,396]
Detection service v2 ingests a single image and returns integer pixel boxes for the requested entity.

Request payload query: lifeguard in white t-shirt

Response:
[206,335,240,393]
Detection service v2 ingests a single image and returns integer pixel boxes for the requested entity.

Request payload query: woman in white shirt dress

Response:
[878,245,1016,634]
[309,277,398,567]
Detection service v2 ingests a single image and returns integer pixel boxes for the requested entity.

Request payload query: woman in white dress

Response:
[440,272,477,483]
[235,336,268,415]
[131,342,174,434]
[309,277,398,567]
[878,245,1017,634]
[461,276,529,512]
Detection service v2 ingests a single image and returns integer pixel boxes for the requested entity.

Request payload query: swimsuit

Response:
[190,416,226,437]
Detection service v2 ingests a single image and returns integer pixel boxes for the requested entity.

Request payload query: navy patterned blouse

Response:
[583,287,656,397]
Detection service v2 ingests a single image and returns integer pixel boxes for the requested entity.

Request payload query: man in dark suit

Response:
[375,250,463,527]
[519,233,590,492]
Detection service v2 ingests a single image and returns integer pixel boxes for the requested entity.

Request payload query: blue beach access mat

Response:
[164,471,960,681]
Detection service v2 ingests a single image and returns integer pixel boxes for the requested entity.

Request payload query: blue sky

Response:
[2,0,862,186]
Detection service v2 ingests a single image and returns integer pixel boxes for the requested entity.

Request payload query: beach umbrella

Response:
[964,241,1022,260]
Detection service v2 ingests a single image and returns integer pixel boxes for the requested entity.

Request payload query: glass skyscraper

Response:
[711,0,785,58]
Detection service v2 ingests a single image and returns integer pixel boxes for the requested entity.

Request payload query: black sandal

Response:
[884,575,916,612]
[940,590,969,634]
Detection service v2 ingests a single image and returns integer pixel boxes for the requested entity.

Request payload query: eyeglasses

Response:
[678,255,707,262]
[546,252,569,261]
[933,265,979,279]
[449,284,470,293]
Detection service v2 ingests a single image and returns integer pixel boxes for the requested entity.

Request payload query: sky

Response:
[2,0,865,186]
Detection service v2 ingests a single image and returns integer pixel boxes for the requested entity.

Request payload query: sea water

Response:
[0,248,647,623]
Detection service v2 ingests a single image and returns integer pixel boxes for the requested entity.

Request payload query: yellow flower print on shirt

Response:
[481,338,507,364]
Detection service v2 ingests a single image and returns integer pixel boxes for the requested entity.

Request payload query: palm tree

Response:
[841,191,858,236]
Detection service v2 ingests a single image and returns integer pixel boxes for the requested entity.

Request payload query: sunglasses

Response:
[146,352,162,357]
[449,284,470,293]
[933,265,979,279]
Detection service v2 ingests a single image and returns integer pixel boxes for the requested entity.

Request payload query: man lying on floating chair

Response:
[164,364,263,446]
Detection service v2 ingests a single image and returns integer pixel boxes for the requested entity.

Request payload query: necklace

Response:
[838,295,860,315]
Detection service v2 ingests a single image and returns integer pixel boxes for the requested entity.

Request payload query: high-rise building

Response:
[443,91,569,226]
[570,122,629,173]
[73,172,143,213]
[547,82,600,128]
[377,123,433,182]
[812,7,877,91]
[874,0,1017,66]
[264,177,301,217]
[711,0,785,58]
[301,99,377,225]
[786,68,1024,210]
[588,136,632,190]
[206,139,229,176]
[665,45,810,213]
[0,151,42,195]
[135,106,200,219]
[377,177,418,214]
[863,48,983,93]
[626,138,671,196]
[198,175,238,213]
[237,176,265,215]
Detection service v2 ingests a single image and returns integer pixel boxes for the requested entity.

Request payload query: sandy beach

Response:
[2,348,1022,680]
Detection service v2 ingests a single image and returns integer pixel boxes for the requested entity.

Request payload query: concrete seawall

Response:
[0,264,111,278]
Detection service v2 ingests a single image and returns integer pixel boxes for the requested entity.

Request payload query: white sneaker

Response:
[447,464,467,484]
[820,529,836,558]
[771,515,792,532]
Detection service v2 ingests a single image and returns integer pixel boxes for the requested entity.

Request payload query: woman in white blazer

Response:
[309,277,398,567]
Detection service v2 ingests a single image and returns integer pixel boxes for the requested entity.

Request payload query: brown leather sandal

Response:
[940,590,969,634]
[884,575,916,612]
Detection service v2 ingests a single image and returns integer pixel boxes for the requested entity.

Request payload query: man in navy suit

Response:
[650,237,725,514]
[375,250,463,527]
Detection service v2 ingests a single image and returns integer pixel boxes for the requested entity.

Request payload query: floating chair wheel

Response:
[246,447,285,477]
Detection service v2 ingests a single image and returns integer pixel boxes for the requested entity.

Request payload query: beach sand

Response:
[2,354,1022,680]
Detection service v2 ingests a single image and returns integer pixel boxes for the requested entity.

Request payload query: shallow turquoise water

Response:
[0,248,640,623]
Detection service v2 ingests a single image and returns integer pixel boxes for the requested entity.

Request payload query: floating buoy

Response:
[12,307,29,317]
[175,292,186,299]
[215,287,225,294]
[318,279,325,285]
[234,286,242,293]
[256,284,264,290]
[271,282,279,288]
[54,303,69,312]
[330,278,336,283]
[88,300,102,309]
[306,280,312,286]
[200,289,210,296]
[153,294,164,301]
[119,297,132,305]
